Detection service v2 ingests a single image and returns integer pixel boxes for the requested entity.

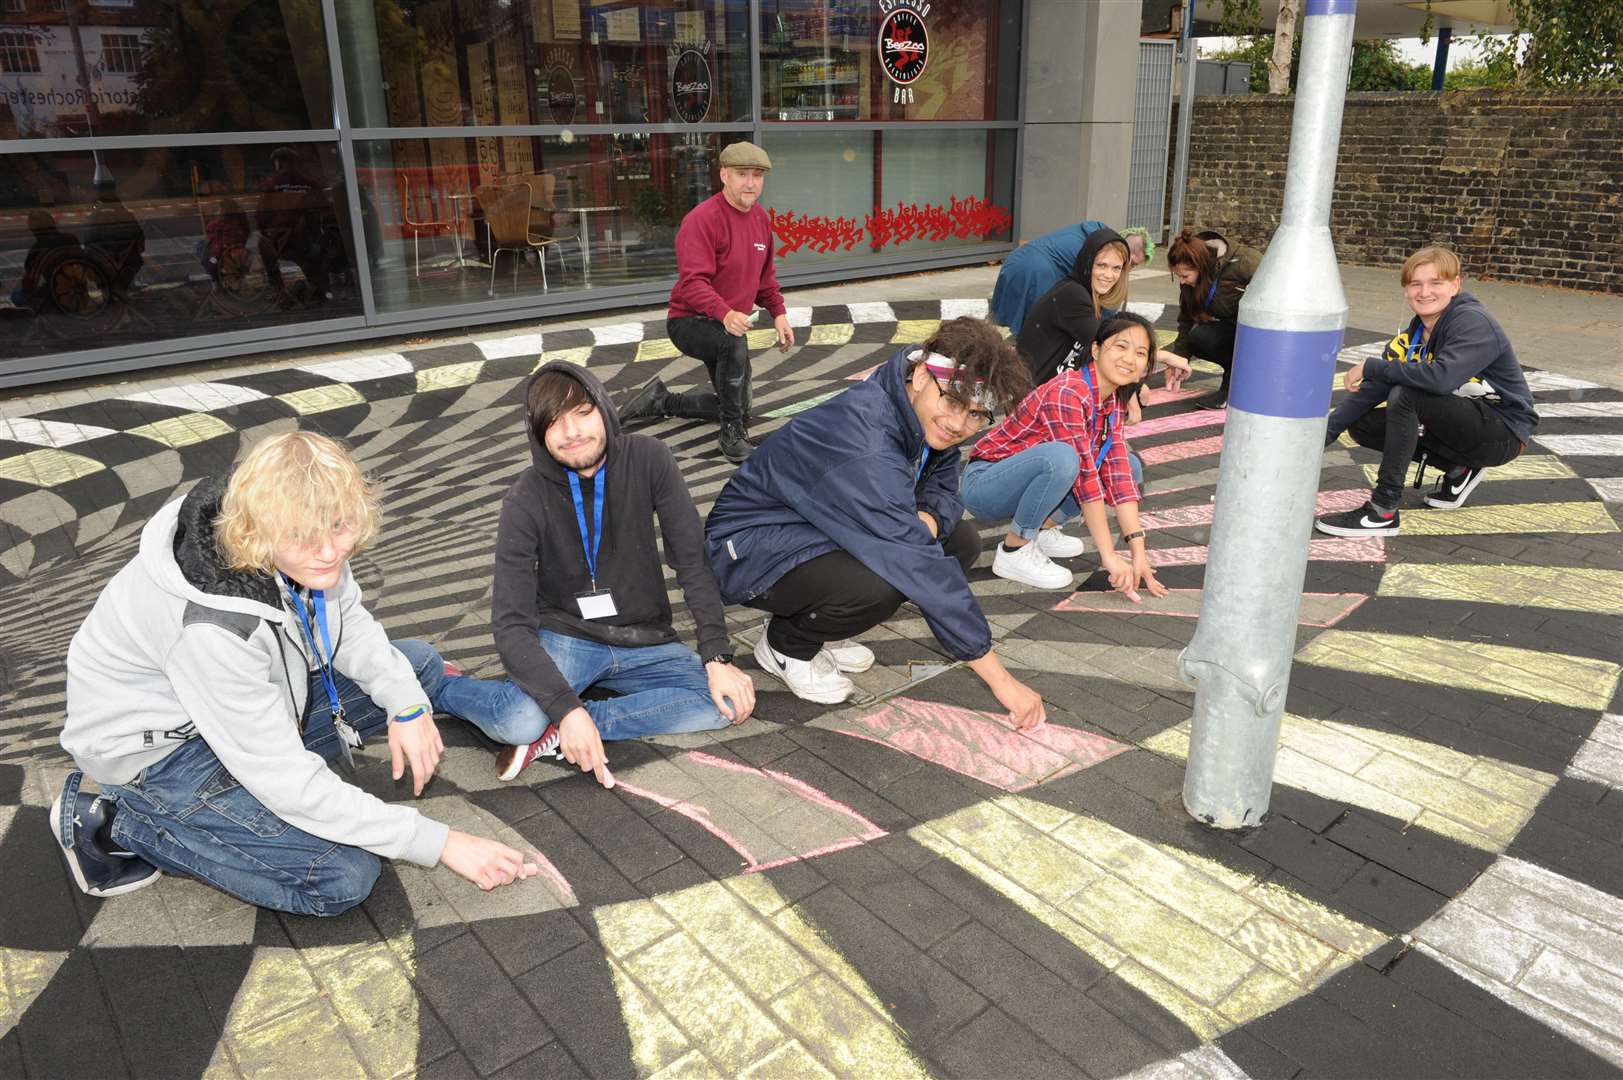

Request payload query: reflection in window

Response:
[760,0,1009,122]
[336,0,750,130]
[99,31,141,74]
[0,2,331,139]
[0,144,363,364]
[354,131,749,313]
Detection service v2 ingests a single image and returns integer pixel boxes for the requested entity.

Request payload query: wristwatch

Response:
[704,652,735,666]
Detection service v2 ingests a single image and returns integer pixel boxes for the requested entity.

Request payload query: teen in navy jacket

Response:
[705,318,1047,725]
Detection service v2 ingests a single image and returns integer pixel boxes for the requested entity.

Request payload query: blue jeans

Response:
[961,443,1083,540]
[467,631,727,743]
[100,638,504,916]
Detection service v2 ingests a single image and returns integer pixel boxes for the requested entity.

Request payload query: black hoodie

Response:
[1016,226,1129,385]
[491,363,731,723]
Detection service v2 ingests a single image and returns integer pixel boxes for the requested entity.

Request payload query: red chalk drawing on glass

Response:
[829,696,1130,793]
[614,750,886,873]
[767,197,1011,259]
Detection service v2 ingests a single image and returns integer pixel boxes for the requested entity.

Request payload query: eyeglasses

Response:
[931,373,994,428]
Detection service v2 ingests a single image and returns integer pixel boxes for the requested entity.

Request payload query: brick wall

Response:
[1165,90,1623,293]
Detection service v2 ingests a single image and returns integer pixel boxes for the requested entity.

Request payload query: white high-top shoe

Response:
[754,631,854,704]
[1034,527,1085,559]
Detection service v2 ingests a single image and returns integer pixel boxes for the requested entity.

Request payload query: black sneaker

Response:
[1315,502,1400,537]
[50,773,160,898]
[1424,467,1485,509]
[718,424,756,464]
[616,377,668,425]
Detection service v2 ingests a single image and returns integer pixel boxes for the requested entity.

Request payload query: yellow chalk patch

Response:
[636,337,683,361]
[1401,501,1618,536]
[650,1048,724,1079]
[1361,455,1576,486]
[0,948,68,1037]
[595,878,925,1078]
[804,323,855,346]
[127,412,234,448]
[1156,329,1178,347]
[746,328,780,350]
[207,947,367,1077]
[306,937,420,1079]
[1297,629,1620,711]
[416,361,484,392]
[891,319,940,344]
[911,796,1384,1039]
[1190,359,1225,375]
[0,448,105,486]
[1378,563,1623,617]
[1145,712,1559,851]
[539,345,593,367]
[277,384,366,415]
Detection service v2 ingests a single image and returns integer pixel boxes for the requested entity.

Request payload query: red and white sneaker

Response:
[495,723,562,781]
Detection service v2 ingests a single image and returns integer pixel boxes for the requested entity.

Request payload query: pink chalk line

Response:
[1142,386,1211,407]
[528,850,578,906]
[615,751,886,874]
[1139,433,1225,466]
[1144,535,1387,568]
[1053,587,1369,628]
[835,697,1129,793]
[1125,409,1228,440]
[1141,488,1368,532]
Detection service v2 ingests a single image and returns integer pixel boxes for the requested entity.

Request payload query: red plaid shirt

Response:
[971,370,1140,506]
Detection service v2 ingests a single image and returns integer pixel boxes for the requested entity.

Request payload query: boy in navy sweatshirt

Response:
[617,141,795,464]
[1317,248,1536,537]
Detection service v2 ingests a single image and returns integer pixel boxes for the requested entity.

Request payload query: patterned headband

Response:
[915,351,997,411]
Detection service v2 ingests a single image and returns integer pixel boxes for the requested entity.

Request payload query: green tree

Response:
[1479,0,1622,87]
[1442,54,1519,90]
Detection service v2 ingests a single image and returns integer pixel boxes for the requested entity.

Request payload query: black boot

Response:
[719,423,756,464]
[617,377,669,425]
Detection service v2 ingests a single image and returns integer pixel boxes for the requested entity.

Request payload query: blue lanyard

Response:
[1404,323,1427,364]
[1203,279,1218,310]
[284,579,342,722]
[567,470,605,588]
[1080,365,1115,469]
[916,447,930,484]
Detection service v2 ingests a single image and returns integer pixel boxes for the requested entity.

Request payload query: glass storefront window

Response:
[0,2,333,139]
[760,127,1013,264]
[0,143,362,363]
[337,0,751,131]
[759,0,1017,122]
[355,129,749,313]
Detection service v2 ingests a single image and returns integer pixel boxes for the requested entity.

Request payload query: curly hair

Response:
[215,431,379,574]
[915,316,1033,416]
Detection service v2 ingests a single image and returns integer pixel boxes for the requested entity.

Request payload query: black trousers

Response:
[748,521,982,661]
[666,315,753,428]
[1183,320,1238,395]
[1348,385,1523,510]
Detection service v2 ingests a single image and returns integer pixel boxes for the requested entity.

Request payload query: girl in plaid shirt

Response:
[962,313,1168,600]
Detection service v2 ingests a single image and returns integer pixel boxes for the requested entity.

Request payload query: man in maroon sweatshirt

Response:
[618,141,796,464]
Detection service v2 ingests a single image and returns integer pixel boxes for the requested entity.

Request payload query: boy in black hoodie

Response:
[1317,248,1537,536]
[487,363,756,785]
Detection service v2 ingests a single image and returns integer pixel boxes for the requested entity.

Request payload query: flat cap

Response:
[719,141,772,170]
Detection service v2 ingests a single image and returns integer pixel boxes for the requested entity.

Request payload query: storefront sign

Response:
[669,44,713,124]
[877,0,930,105]
[542,46,579,124]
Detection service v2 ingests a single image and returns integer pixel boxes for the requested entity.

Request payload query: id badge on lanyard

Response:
[568,471,617,619]
[285,580,360,771]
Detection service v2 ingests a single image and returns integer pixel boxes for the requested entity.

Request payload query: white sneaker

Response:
[992,541,1074,590]
[822,639,875,673]
[1034,527,1085,559]
[754,631,854,704]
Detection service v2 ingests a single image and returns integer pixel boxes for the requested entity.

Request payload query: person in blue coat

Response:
[705,317,1046,727]
[990,221,1151,336]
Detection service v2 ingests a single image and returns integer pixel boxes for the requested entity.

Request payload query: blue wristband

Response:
[392,705,428,724]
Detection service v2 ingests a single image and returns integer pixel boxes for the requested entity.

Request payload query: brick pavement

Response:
[0,293,1620,1079]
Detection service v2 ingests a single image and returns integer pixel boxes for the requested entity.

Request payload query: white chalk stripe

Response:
[0,417,118,448]
[941,297,990,319]
[1524,371,1602,391]
[298,352,413,382]
[1534,434,1623,456]
[475,332,546,360]
[847,301,896,323]
[591,322,645,345]
[121,381,269,411]
[1537,401,1623,418]
[1567,713,1623,787]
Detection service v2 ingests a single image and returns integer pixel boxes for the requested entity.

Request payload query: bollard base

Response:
[1182,787,1267,831]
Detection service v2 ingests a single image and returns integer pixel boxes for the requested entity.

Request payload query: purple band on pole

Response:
[1305,0,1356,14]
[1228,325,1343,419]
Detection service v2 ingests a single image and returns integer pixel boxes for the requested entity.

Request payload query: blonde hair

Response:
[1401,246,1462,286]
[1092,238,1132,315]
[215,431,379,574]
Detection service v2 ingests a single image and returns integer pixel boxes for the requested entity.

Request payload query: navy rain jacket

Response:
[704,345,992,662]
